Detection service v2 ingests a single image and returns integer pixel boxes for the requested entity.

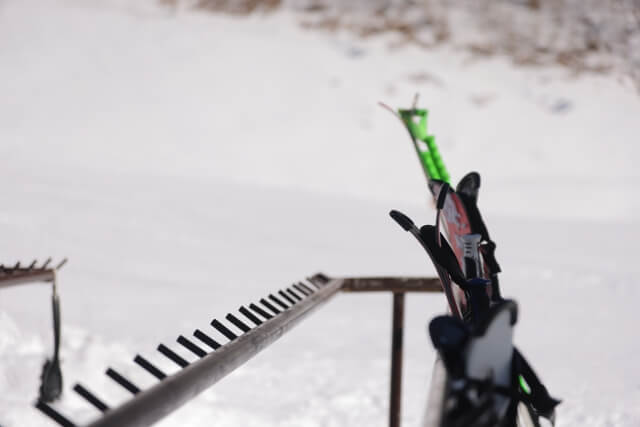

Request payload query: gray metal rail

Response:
[86,275,343,427]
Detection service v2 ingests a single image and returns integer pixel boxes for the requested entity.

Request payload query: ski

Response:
[384,99,560,426]
[381,102,500,302]
[389,209,462,319]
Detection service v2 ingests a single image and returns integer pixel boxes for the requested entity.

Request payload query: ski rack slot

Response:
[35,273,443,427]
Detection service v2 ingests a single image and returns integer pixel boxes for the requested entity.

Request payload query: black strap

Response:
[429,315,469,377]
[513,348,561,420]
[419,225,494,324]
[439,347,559,424]
[419,225,467,285]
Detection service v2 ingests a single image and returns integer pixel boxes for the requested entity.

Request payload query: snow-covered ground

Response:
[0,0,639,425]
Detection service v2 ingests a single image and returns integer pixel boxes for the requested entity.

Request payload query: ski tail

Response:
[428,301,560,427]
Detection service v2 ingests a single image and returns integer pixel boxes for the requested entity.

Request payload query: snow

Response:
[0,0,639,426]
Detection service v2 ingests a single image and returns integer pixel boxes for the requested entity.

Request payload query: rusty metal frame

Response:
[0,258,67,290]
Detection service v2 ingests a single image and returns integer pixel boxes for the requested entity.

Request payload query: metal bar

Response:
[297,282,315,294]
[0,258,67,290]
[86,277,344,427]
[73,384,110,412]
[249,303,273,320]
[193,330,221,350]
[36,400,76,427]
[133,355,167,380]
[157,345,189,368]
[308,273,330,285]
[105,369,141,395]
[286,288,303,302]
[238,306,263,326]
[211,319,238,341]
[278,290,296,306]
[177,336,207,358]
[268,294,289,311]
[259,298,280,315]
[341,277,442,293]
[226,313,252,333]
[0,270,55,289]
[293,283,311,296]
[389,292,405,427]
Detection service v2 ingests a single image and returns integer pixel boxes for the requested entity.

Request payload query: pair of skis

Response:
[382,101,559,426]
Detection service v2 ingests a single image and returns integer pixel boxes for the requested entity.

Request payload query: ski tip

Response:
[436,182,450,210]
[456,171,481,201]
[389,210,414,231]
[377,101,401,118]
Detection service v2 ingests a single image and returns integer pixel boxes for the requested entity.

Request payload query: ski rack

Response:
[0,258,67,290]
[34,273,443,427]
[0,258,68,401]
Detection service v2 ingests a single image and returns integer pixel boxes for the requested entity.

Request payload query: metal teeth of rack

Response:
[73,384,109,412]
[0,258,68,290]
[0,257,66,276]
[35,273,332,427]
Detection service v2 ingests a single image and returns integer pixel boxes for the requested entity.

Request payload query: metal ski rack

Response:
[34,273,443,427]
[1,258,68,402]
[0,258,66,290]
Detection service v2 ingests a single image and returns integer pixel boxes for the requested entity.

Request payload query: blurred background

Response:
[1,0,639,426]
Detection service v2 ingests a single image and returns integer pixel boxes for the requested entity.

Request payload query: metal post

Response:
[389,292,405,427]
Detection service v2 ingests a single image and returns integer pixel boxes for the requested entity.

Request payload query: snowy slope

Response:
[0,0,639,426]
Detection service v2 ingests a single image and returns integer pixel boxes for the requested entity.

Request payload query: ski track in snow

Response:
[1,0,639,426]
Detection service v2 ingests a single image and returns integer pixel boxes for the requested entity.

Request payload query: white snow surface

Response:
[1,0,639,426]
